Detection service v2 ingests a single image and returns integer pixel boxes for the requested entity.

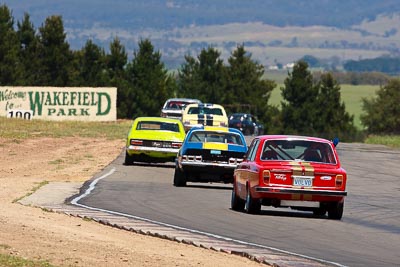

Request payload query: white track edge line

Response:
[70,167,346,267]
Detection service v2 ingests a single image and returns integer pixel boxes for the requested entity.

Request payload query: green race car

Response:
[125,117,186,165]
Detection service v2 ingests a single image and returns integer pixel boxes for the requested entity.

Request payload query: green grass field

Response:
[268,84,379,130]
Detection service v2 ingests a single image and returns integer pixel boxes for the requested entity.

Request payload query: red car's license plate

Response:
[293,177,312,187]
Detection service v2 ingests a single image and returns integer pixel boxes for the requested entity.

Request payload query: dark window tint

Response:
[137,121,180,132]
[189,131,243,145]
[260,140,336,163]
[246,138,260,161]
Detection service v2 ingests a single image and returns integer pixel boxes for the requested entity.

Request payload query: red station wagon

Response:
[231,135,347,219]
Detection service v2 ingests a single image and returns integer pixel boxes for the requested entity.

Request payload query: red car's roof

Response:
[256,135,333,144]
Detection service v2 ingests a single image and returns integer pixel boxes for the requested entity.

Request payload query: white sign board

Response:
[0,87,117,121]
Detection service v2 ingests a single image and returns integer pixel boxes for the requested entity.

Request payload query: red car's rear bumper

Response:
[255,186,347,197]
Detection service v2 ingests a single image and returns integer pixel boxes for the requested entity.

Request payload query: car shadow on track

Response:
[234,209,328,219]
[124,162,175,169]
[185,183,232,191]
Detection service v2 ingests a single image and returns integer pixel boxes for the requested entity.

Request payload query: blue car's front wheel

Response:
[173,167,187,187]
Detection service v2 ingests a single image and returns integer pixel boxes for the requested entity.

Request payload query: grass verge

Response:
[0,117,132,140]
[364,135,400,148]
[0,254,53,267]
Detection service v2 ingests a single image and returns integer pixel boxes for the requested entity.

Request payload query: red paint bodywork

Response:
[233,135,347,217]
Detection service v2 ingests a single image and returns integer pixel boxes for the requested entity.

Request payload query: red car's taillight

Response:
[335,174,344,188]
[130,139,143,146]
[263,170,270,184]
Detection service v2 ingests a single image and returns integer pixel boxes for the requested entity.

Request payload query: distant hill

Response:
[3,0,400,69]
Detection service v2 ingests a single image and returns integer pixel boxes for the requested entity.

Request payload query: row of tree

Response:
[344,57,400,75]
[302,54,400,79]
[1,5,399,138]
[312,71,391,85]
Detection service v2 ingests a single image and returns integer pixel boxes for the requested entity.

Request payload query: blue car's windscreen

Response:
[189,131,243,146]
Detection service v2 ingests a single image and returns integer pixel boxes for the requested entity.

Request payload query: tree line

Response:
[312,71,391,86]
[302,54,400,80]
[1,5,399,139]
[344,57,400,75]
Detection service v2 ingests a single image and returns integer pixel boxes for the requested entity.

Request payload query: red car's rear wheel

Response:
[244,186,261,214]
[231,185,245,211]
[327,201,344,220]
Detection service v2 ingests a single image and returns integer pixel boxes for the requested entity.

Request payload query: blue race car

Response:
[174,126,248,187]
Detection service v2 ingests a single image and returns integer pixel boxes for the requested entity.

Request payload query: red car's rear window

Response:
[261,139,336,164]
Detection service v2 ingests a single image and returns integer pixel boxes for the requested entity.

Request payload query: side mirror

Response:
[332,137,339,147]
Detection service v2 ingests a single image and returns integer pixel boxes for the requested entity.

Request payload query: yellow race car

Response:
[125,117,186,165]
[181,103,228,132]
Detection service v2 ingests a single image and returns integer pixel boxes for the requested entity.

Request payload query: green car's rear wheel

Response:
[124,151,134,165]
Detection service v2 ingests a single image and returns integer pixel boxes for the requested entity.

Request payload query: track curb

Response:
[20,181,337,267]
